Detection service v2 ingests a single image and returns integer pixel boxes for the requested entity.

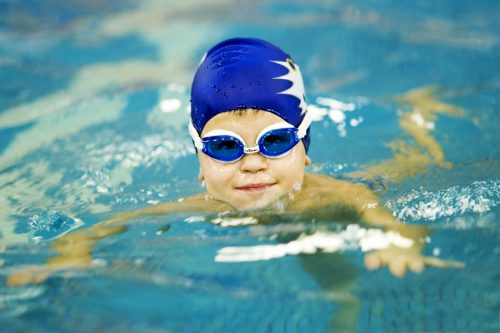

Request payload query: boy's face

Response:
[197,109,311,210]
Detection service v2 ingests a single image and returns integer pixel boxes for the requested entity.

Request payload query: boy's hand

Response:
[7,266,52,286]
[6,224,126,287]
[6,257,93,286]
[364,245,464,277]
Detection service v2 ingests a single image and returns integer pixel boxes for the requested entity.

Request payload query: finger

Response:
[388,256,407,277]
[423,257,465,268]
[6,267,43,286]
[408,258,424,274]
[364,252,381,270]
[32,270,51,285]
[6,272,31,286]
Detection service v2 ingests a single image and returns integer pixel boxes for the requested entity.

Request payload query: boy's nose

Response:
[239,153,268,173]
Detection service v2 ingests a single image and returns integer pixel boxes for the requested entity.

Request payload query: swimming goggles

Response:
[189,111,312,163]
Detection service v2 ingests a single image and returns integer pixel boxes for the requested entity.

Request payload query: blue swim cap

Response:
[190,37,311,151]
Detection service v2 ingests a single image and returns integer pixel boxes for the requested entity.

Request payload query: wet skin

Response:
[197,110,311,210]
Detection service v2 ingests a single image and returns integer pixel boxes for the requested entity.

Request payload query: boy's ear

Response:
[305,155,312,166]
[198,168,205,182]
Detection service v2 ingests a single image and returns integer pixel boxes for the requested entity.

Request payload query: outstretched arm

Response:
[299,174,464,277]
[7,194,233,286]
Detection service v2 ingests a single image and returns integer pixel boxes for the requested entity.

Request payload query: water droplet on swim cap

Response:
[190,37,310,151]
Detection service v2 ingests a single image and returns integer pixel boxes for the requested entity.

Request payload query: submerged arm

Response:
[7,194,233,286]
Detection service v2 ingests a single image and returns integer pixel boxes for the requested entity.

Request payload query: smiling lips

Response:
[235,183,276,192]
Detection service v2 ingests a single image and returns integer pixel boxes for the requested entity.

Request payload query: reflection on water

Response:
[350,87,465,182]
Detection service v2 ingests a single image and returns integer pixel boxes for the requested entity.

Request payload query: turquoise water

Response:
[1,1,499,332]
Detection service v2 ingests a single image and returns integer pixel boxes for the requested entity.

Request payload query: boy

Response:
[7,38,462,286]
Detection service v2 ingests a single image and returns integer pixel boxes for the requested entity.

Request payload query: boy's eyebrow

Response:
[227,109,263,116]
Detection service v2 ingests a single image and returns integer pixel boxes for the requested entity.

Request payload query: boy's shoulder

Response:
[293,173,377,213]
[303,172,369,191]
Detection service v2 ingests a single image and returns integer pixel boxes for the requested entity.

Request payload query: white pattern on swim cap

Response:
[271,59,307,115]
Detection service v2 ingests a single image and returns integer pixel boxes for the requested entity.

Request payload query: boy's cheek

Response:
[198,153,235,171]
[198,154,240,193]
[270,146,308,173]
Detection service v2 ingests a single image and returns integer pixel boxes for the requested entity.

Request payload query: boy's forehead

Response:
[201,109,285,134]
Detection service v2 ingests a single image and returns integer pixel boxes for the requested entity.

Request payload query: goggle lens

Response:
[203,136,243,162]
[259,128,299,157]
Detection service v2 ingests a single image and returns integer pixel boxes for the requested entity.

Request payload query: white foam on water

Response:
[385,179,500,224]
[308,96,366,137]
[215,224,413,262]
[211,216,259,227]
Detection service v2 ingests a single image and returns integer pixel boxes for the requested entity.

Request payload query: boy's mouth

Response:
[235,183,276,192]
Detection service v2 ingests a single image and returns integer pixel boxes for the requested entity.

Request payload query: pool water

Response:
[1,1,499,332]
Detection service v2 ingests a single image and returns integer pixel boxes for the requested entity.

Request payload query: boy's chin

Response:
[234,201,273,211]
[229,193,287,212]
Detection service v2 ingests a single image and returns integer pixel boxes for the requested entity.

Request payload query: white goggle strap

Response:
[188,121,203,150]
[256,121,294,139]
[189,123,249,151]
[297,109,313,139]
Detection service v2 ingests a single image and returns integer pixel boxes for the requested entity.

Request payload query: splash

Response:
[385,179,500,223]
[211,216,259,227]
[308,96,363,137]
[215,224,414,262]
[27,210,83,241]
